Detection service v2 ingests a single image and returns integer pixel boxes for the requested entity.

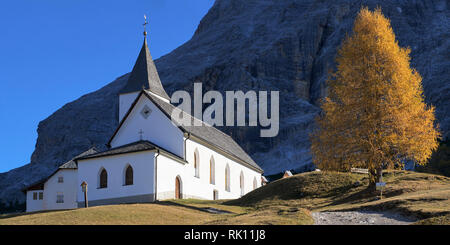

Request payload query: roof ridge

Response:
[144,90,232,138]
[77,139,184,163]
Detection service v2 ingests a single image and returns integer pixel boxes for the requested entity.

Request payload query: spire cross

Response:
[143,14,149,37]
[138,129,144,140]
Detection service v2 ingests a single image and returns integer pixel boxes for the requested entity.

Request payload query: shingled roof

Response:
[143,91,263,173]
[59,148,98,169]
[77,140,186,164]
[119,38,170,100]
[22,148,97,193]
[78,141,155,160]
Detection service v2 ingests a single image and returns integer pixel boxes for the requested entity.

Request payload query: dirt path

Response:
[312,211,417,225]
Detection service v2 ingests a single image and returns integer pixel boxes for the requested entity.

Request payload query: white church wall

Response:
[119,91,139,122]
[155,154,191,200]
[43,169,78,210]
[111,94,184,157]
[179,138,262,200]
[77,151,155,206]
[25,190,44,212]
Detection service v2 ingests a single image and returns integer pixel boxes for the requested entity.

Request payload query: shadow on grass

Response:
[0,209,71,220]
[156,200,234,214]
[323,187,374,206]
[318,190,450,220]
[316,184,363,199]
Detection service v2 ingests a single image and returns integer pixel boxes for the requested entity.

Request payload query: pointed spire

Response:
[143,14,148,38]
[120,19,170,100]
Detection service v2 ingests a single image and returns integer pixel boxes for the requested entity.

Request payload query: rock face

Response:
[1,0,449,205]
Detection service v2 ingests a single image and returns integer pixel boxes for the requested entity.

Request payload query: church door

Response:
[175,176,181,199]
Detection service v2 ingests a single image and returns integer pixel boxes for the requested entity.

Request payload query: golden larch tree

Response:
[310,7,440,189]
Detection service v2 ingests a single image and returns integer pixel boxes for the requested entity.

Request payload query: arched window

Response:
[210,156,215,184]
[225,164,230,192]
[194,149,200,178]
[125,165,133,186]
[99,168,107,188]
[253,177,257,190]
[240,171,244,196]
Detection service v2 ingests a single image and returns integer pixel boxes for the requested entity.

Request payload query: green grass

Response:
[1,170,448,225]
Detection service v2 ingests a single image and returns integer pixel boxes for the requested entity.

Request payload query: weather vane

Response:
[143,14,149,37]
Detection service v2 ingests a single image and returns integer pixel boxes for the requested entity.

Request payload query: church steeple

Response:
[120,17,169,100]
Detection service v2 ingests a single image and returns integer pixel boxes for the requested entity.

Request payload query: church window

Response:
[253,177,257,190]
[33,192,37,200]
[125,165,133,186]
[225,164,230,192]
[210,156,215,184]
[140,105,152,119]
[58,177,64,183]
[99,168,108,188]
[194,149,200,178]
[39,192,43,200]
[56,192,64,203]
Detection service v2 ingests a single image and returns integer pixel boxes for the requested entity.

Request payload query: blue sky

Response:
[0,0,215,173]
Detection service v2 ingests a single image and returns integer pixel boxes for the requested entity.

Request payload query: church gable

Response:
[109,92,184,157]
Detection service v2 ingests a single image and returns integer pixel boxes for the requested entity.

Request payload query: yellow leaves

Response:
[310,7,440,179]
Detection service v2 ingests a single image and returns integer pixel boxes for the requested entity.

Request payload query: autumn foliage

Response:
[310,7,440,188]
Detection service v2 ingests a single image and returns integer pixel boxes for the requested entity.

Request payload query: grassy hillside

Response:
[0,203,216,225]
[227,170,450,223]
[1,170,448,225]
[0,199,313,225]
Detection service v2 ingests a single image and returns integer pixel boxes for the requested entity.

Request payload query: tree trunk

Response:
[368,165,383,192]
[368,167,377,191]
[376,165,383,183]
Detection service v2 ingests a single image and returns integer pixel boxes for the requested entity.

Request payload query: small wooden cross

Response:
[138,129,144,140]
[143,14,149,36]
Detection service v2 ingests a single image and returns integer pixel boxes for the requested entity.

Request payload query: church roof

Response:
[59,147,98,169]
[143,90,263,173]
[78,140,186,163]
[119,38,170,100]
[22,148,97,193]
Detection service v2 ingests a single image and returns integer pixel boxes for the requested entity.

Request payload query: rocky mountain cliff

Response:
[1,0,448,205]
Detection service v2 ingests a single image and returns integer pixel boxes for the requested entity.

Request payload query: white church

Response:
[23,33,264,213]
